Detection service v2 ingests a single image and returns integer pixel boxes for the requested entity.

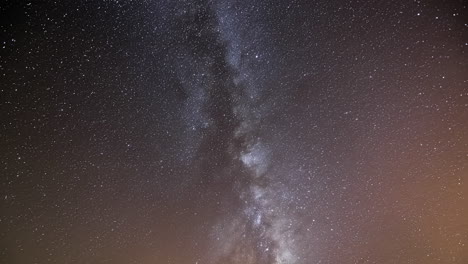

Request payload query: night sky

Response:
[1,0,467,263]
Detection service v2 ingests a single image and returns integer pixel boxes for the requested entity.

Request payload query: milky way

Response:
[1,1,467,263]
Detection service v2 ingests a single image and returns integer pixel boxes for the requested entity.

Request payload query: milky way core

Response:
[1,1,467,263]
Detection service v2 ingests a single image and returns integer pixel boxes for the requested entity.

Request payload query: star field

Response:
[1,0,467,263]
